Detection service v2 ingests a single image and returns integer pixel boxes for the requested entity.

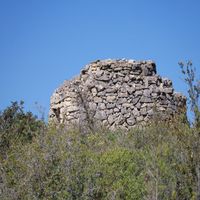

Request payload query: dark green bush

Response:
[0,101,45,159]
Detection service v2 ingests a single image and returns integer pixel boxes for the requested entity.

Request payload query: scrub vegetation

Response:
[0,62,200,200]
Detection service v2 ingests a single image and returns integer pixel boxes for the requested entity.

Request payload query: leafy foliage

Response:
[179,61,200,128]
[0,119,200,200]
[0,101,45,158]
[0,62,200,199]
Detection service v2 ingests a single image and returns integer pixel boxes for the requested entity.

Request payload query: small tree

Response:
[0,101,45,159]
[179,61,200,128]
[179,61,200,199]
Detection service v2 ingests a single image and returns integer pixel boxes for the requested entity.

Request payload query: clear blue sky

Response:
[0,0,200,120]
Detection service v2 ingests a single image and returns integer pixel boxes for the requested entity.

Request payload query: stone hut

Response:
[49,59,186,130]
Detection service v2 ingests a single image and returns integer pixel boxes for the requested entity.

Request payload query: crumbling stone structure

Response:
[49,59,186,130]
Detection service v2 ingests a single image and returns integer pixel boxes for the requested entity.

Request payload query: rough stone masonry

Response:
[49,59,186,130]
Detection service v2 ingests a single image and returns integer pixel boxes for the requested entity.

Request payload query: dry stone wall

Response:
[49,59,186,130]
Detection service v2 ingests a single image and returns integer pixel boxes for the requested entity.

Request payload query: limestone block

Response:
[98,103,106,110]
[122,103,132,108]
[143,89,151,97]
[107,103,116,109]
[126,117,136,126]
[108,115,115,125]
[94,110,107,120]
[96,84,105,92]
[161,87,174,94]
[118,92,128,98]
[114,108,119,112]
[68,106,79,113]
[135,90,143,96]
[91,87,98,96]
[94,97,103,103]
[88,102,97,110]
[137,116,144,122]
[140,96,153,103]
[106,96,116,102]
[96,73,111,81]
[132,97,140,105]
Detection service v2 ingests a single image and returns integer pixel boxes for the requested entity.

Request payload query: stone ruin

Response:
[49,59,186,130]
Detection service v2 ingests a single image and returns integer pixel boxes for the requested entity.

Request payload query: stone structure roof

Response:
[49,59,186,130]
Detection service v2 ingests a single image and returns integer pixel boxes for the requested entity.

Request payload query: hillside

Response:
[0,61,199,200]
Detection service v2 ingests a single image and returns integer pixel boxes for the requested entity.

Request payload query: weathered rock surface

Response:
[49,59,186,130]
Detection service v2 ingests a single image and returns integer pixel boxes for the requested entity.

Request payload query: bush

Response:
[0,101,45,159]
[0,119,199,200]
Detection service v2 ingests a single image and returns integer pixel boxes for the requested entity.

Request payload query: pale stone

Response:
[135,102,141,109]
[137,116,144,121]
[140,107,147,115]
[133,109,140,117]
[143,89,151,97]
[98,103,106,110]
[89,102,97,110]
[107,103,116,109]
[127,86,135,94]
[106,87,118,93]
[124,75,130,82]
[117,98,127,104]
[135,90,143,96]
[114,108,119,112]
[97,74,111,81]
[50,59,186,130]
[122,103,132,108]
[94,111,107,120]
[140,96,153,103]
[126,117,136,126]
[118,92,128,98]
[94,96,102,103]
[96,84,105,92]
[106,96,116,102]
[91,87,97,96]
[116,115,125,125]
[113,67,122,72]
[162,88,173,94]
[68,106,79,112]
[108,115,114,124]
[95,70,104,77]
[132,97,140,105]
[124,113,131,118]
[147,109,154,116]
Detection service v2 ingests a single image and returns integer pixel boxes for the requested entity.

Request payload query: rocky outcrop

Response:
[49,59,186,130]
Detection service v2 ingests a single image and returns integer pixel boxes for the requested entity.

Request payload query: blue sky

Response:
[0,0,200,120]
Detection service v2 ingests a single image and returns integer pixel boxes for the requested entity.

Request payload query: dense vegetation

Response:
[0,62,199,200]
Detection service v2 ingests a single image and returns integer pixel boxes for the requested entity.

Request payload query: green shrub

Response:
[0,101,45,159]
[1,120,199,199]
